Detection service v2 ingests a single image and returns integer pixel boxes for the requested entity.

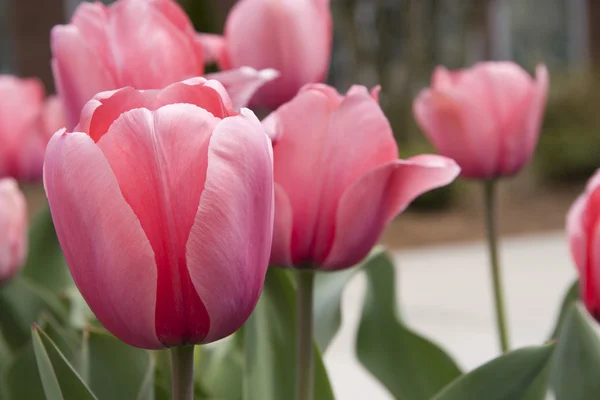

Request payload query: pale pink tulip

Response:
[44,78,274,349]
[413,62,548,179]
[0,75,65,181]
[198,0,332,109]
[52,0,276,128]
[268,84,460,270]
[567,170,600,321]
[0,179,27,285]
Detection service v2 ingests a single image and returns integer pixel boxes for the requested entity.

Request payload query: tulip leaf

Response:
[196,331,244,399]
[432,344,556,400]
[356,250,462,400]
[83,328,155,400]
[244,268,335,400]
[0,276,68,349]
[549,279,579,339]
[551,303,600,400]
[314,246,385,352]
[7,340,45,400]
[32,325,97,400]
[22,206,73,294]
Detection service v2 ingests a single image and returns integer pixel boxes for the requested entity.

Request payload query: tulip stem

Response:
[296,270,315,400]
[170,345,195,400]
[483,180,510,353]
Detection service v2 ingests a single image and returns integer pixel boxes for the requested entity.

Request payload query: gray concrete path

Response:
[324,232,576,399]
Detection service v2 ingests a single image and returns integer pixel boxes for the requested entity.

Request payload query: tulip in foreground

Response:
[413,62,548,180]
[268,84,460,270]
[0,75,65,181]
[0,179,27,286]
[199,0,332,109]
[44,78,274,352]
[52,0,276,127]
[567,170,600,321]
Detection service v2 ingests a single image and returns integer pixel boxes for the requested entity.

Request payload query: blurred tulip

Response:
[567,170,600,321]
[44,78,274,349]
[267,84,460,270]
[52,0,276,128]
[0,179,27,285]
[198,0,332,109]
[413,62,548,180]
[0,76,65,181]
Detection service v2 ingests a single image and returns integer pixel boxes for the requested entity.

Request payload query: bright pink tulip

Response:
[198,0,332,109]
[0,76,65,181]
[413,62,549,180]
[0,179,27,285]
[268,84,460,270]
[43,78,274,349]
[567,170,600,321]
[52,0,276,128]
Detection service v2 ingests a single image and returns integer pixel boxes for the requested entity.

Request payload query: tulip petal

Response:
[0,178,27,282]
[270,88,334,263]
[196,33,226,63]
[108,0,202,89]
[413,89,487,178]
[43,130,160,348]
[225,0,331,107]
[270,184,294,267]
[70,2,114,73]
[187,109,273,343]
[51,25,117,128]
[312,85,398,261]
[206,67,279,109]
[97,105,218,345]
[567,194,588,275]
[323,155,459,269]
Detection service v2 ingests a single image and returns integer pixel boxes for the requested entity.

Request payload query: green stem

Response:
[170,346,195,400]
[483,180,510,353]
[296,270,315,400]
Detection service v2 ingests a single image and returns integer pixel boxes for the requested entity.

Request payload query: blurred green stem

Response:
[171,345,195,400]
[297,270,314,400]
[483,180,510,353]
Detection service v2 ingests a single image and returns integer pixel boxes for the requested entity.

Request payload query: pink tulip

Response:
[413,62,549,180]
[0,76,65,181]
[52,0,276,128]
[43,78,274,349]
[268,84,460,270]
[567,170,600,321]
[198,0,332,109]
[0,179,27,285]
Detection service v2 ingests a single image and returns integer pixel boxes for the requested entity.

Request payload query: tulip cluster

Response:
[2,0,577,399]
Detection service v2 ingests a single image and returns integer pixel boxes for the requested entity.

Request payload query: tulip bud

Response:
[0,179,27,285]
[413,62,549,180]
[44,78,274,348]
[52,0,276,128]
[567,170,600,321]
[0,76,65,181]
[267,84,460,270]
[199,0,332,109]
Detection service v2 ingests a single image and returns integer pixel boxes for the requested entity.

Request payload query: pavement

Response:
[323,231,577,400]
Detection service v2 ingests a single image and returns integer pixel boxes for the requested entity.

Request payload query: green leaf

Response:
[83,328,154,400]
[32,325,97,400]
[22,206,73,293]
[0,277,68,349]
[244,268,335,400]
[313,247,384,352]
[356,251,461,400]
[551,303,600,400]
[6,340,45,400]
[196,331,244,399]
[432,344,556,400]
[549,279,579,339]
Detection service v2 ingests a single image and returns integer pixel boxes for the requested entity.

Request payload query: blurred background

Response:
[1,0,597,247]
